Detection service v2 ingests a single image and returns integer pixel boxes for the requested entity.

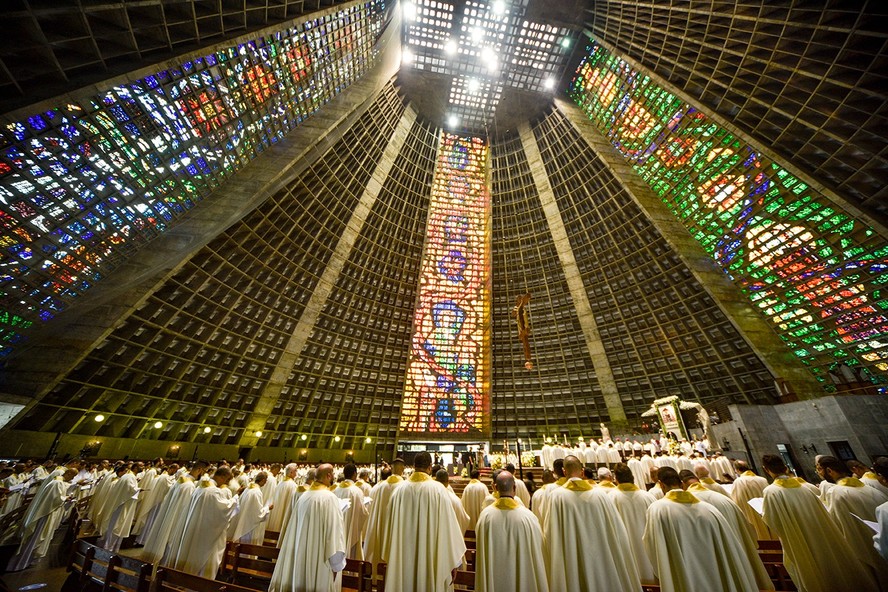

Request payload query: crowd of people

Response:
[1,449,887,591]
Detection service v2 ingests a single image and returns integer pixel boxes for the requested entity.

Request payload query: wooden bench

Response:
[225,542,277,589]
[763,562,797,591]
[154,567,260,592]
[61,539,96,592]
[453,570,474,591]
[262,530,280,547]
[81,545,122,591]
[107,554,152,592]
[342,558,370,592]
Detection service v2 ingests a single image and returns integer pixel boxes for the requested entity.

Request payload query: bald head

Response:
[693,463,710,479]
[435,469,449,486]
[495,471,516,497]
[563,455,584,478]
[316,463,334,486]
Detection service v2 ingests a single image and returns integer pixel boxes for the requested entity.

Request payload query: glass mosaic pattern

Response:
[401,133,491,435]
[0,1,386,358]
[570,42,888,391]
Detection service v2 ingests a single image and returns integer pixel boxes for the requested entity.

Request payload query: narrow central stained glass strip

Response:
[400,133,491,436]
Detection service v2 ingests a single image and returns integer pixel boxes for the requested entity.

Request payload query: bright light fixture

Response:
[334,436,341,442]
[561,37,571,48]
[365,437,372,444]
[301,434,308,440]
[490,1,506,15]
[255,430,263,437]
[467,78,481,93]
[444,39,457,55]
[402,48,414,65]
[153,421,163,429]
[94,414,105,422]
[403,2,417,21]
[447,114,459,127]
[471,27,484,44]
[481,47,498,72]
[543,77,555,90]
[203,426,211,434]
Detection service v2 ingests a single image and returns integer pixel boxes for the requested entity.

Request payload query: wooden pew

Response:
[225,542,277,589]
[81,545,122,591]
[61,539,96,592]
[107,554,152,592]
[763,561,797,591]
[154,568,259,592]
[262,530,280,547]
[342,558,370,592]
[453,570,475,591]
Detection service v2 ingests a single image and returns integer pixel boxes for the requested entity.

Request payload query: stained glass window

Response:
[0,1,386,357]
[570,43,888,391]
[401,133,491,435]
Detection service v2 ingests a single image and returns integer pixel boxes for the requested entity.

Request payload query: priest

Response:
[643,467,759,592]
[143,460,208,565]
[461,470,489,530]
[730,462,775,540]
[230,471,273,545]
[97,463,139,552]
[268,463,298,533]
[475,471,548,592]
[611,463,656,584]
[530,470,554,522]
[134,464,177,545]
[6,467,76,571]
[380,451,466,591]
[679,470,773,591]
[818,455,888,586]
[333,463,369,560]
[543,455,641,592]
[693,463,729,496]
[760,454,877,592]
[363,458,405,581]
[505,464,531,507]
[170,466,238,578]
[269,463,346,592]
[436,469,470,533]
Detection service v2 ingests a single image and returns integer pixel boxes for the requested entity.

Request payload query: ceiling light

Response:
[480,47,498,72]
[561,37,571,48]
[543,77,555,90]
[490,1,506,15]
[403,2,417,21]
[365,437,372,444]
[94,414,105,422]
[444,39,457,55]
[301,434,308,440]
[471,27,484,44]
[153,421,163,429]
[203,426,211,434]
[467,78,481,93]
[255,430,263,437]
[402,48,414,65]
[447,114,459,127]
[334,436,341,442]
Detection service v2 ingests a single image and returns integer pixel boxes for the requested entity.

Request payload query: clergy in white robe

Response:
[230,472,272,545]
[278,469,314,546]
[730,463,775,540]
[530,471,555,522]
[380,452,466,592]
[144,461,207,565]
[1,466,26,517]
[6,468,76,571]
[627,457,647,490]
[643,467,759,592]
[333,464,369,560]
[876,500,888,562]
[171,467,238,579]
[135,465,177,545]
[693,463,729,496]
[270,464,346,592]
[475,471,548,592]
[760,454,877,592]
[461,470,489,530]
[436,470,470,534]
[611,464,656,584]
[818,456,888,586]
[356,470,373,499]
[98,464,139,552]
[503,464,531,507]
[363,461,404,578]
[679,471,773,591]
[132,462,160,535]
[543,455,641,592]
[88,469,118,533]
[261,464,279,503]
[267,463,298,533]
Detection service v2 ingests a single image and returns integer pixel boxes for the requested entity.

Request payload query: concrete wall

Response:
[0,430,385,465]
[711,394,888,481]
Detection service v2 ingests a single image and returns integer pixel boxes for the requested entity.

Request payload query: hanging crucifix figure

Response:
[512,292,533,370]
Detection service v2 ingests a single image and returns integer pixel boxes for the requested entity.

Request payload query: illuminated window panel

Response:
[570,42,888,390]
[0,2,387,357]
[401,133,491,436]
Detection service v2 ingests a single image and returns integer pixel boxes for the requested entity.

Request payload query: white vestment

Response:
[611,483,656,584]
[333,480,368,560]
[144,474,197,565]
[731,471,775,540]
[822,477,888,586]
[7,476,69,571]
[699,477,729,496]
[171,482,237,578]
[876,501,888,562]
[643,490,759,592]
[135,472,175,545]
[543,478,641,592]
[627,458,647,490]
[530,483,551,523]
[476,498,548,592]
[270,483,346,592]
[445,487,470,534]
[98,471,139,552]
[261,473,278,503]
[461,479,489,530]
[687,483,773,591]
[862,472,888,498]
[363,475,403,571]
[514,478,531,508]
[230,483,271,544]
[132,467,158,534]
[267,478,297,532]
[380,472,466,592]
[762,476,877,592]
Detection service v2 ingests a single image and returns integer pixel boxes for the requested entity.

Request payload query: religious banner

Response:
[643,395,691,441]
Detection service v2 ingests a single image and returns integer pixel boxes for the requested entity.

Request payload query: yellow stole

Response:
[310,481,327,491]
[564,479,592,492]
[493,497,519,510]
[665,489,699,503]
[617,483,638,492]
[837,477,865,488]
[772,476,800,489]
[409,472,431,483]
[386,475,403,485]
